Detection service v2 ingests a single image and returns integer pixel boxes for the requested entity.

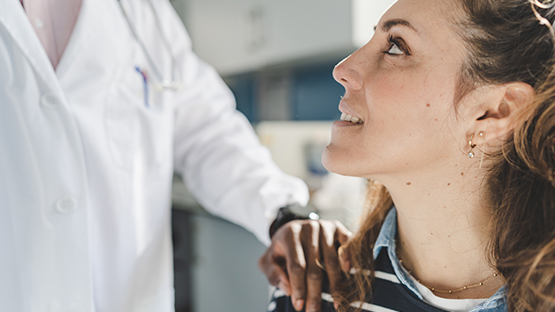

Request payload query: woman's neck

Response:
[377,163,504,299]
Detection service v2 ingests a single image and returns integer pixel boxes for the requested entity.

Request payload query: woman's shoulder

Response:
[266,250,449,312]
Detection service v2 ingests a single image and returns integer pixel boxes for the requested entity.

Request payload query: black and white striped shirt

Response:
[267,208,507,312]
[269,249,448,312]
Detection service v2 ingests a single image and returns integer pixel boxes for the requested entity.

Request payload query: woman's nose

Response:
[333,54,363,91]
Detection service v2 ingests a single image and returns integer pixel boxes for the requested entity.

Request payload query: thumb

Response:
[338,245,351,273]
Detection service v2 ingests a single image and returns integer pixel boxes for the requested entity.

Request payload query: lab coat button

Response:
[55,195,77,214]
[41,93,62,108]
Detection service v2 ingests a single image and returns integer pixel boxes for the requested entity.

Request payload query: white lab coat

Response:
[0,0,309,311]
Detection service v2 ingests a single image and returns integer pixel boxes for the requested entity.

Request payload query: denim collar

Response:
[372,208,508,312]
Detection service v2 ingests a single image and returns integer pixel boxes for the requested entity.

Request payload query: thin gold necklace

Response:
[395,244,499,294]
[397,257,499,294]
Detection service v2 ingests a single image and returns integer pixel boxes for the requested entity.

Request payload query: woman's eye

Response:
[388,43,404,55]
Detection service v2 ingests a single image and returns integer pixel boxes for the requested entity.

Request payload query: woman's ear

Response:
[471,82,535,145]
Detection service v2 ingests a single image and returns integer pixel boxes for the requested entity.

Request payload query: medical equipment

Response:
[117,0,181,91]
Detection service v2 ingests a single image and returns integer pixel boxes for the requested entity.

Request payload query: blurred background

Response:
[167,0,395,311]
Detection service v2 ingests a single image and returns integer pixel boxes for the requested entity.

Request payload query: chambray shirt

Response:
[375,208,507,312]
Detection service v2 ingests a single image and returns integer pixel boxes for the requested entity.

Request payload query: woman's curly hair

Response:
[334,1,555,311]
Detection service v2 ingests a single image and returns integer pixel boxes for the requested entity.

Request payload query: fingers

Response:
[281,222,308,311]
[258,249,291,295]
[320,222,342,298]
[335,222,352,273]
[318,220,352,306]
[303,221,323,312]
[274,221,324,312]
[259,219,353,312]
[259,222,305,297]
[335,221,353,245]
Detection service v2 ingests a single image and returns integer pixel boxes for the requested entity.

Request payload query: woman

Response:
[269,0,555,311]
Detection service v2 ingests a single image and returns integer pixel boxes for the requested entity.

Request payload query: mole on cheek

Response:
[407,182,411,185]
[426,103,431,108]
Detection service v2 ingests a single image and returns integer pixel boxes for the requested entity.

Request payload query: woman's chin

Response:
[322,145,358,177]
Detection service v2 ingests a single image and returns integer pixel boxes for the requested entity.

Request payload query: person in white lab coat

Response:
[0,0,349,311]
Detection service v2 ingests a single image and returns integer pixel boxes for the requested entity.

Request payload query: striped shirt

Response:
[267,208,507,312]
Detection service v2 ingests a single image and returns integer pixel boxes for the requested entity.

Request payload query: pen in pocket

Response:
[135,66,149,108]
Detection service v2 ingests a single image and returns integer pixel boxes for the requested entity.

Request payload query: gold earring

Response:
[467,134,477,158]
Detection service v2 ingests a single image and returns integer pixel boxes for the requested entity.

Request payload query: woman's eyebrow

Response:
[374,19,419,34]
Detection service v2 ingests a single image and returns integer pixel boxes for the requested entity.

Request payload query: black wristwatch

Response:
[269,206,320,238]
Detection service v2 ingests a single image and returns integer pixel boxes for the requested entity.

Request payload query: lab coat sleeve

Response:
[158,1,309,246]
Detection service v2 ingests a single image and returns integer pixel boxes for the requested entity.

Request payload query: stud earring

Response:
[467,134,477,158]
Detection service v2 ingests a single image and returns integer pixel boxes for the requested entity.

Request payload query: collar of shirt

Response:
[372,208,508,312]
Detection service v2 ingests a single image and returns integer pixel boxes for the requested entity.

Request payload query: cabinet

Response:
[171,177,270,312]
[174,0,397,76]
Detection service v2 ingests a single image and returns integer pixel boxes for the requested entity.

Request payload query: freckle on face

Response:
[407,182,412,185]
[426,103,431,107]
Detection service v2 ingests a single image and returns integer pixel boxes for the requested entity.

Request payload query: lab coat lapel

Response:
[0,0,58,90]
[55,0,126,81]
[55,0,100,79]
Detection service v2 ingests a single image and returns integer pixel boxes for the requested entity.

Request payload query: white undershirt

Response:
[403,266,488,312]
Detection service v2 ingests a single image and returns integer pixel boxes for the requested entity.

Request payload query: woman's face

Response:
[322,0,470,181]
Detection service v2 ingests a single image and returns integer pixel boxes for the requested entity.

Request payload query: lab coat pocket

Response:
[105,65,173,173]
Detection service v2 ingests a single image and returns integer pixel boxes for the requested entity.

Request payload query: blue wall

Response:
[291,63,345,121]
[226,74,258,122]
[227,61,345,123]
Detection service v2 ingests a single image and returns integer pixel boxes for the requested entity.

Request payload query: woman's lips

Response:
[338,100,364,124]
